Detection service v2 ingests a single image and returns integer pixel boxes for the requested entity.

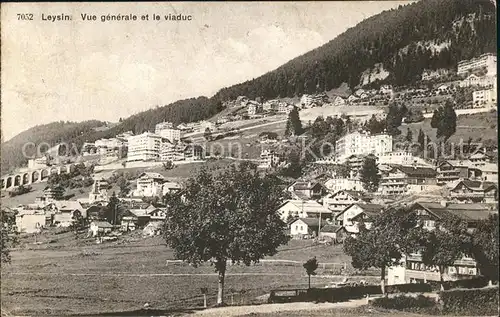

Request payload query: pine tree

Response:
[405,128,413,142]
[430,109,441,128]
[417,129,425,150]
[437,101,457,140]
[359,157,381,192]
[285,106,303,136]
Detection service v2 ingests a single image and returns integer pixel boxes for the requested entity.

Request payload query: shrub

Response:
[385,283,432,294]
[438,286,499,316]
[371,294,436,311]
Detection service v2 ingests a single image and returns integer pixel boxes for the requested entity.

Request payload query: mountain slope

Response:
[213,0,496,101]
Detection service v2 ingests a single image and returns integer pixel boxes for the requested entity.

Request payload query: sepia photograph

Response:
[1,1,498,316]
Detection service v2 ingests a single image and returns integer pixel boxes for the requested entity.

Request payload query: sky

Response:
[1,1,411,141]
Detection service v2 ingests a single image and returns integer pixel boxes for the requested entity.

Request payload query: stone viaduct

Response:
[1,163,76,190]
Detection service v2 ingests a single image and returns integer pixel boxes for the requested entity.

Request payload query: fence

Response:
[165,259,347,270]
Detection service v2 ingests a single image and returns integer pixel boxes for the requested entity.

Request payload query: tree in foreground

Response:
[344,207,423,294]
[303,257,319,289]
[420,215,472,290]
[163,162,290,305]
[1,209,18,263]
[285,106,303,136]
[471,214,499,285]
[359,157,381,192]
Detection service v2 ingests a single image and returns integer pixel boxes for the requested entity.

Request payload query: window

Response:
[300,226,303,231]
[295,225,298,230]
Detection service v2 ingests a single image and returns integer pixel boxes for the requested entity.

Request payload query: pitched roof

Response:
[54,201,84,212]
[450,180,497,192]
[320,224,342,233]
[138,172,166,180]
[291,217,321,228]
[92,221,113,228]
[290,181,323,191]
[394,165,436,178]
[411,202,493,222]
[285,200,330,215]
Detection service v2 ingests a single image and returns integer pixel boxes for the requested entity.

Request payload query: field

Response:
[400,110,498,144]
[1,232,376,316]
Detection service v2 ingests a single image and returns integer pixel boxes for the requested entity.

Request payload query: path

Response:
[191,299,366,316]
[191,292,439,317]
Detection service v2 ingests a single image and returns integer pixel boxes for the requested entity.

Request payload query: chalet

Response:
[86,205,107,221]
[277,200,330,222]
[318,224,343,242]
[379,165,437,196]
[162,181,182,195]
[409,202,494,230]
[354,89,365,97]
[286,181,326,200]
[380,85,393,95]
[449,180,498,203]
[89,221,114,237]
[289,218,324,238]
[46,201,86,227]
[472,162,498,182]
[321,190,372,223]
[334,203,383,233]
[387,201,496,285]
[324,177,363,192]
[263,100,279,112]
[35,185,64,204]
[15,210,48,233]
[184,144,204,161]
[132,172,166,197]
[247,101,263,116]
[347,95,359,104]
[436,160,481,184]
[331,96,346,107]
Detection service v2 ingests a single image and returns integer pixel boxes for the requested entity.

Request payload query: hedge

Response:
[439,286,499,316]
[428,276,489,291]
[371,294,436,311]
[269,283,434,304]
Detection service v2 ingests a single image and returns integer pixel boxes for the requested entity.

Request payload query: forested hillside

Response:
[1,97,222,174]
[1,121,106,174]
[213,0,496,101]
[2,0,496,175]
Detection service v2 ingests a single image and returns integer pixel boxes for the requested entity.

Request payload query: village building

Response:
[131,172,166,197]
[376,151,431,167]
[277,200,331,222]
[88,179,109,204]
[183,144,204,161]
[421,68,451,81]
[457,53,496,76]
[89,221,114,237]
[15,209,48,233]
[259,149,282,168]
[286,181,326,200]
[448,180,498,203]
[472,87,497,108]
[46,201,86,227]
[379,165,438,196]
[331,96,346,107]
[324,177,363,192]
[155,122,181,143]
[247,100,263,116]
[335,132,393,163]
[289,218,324,238]
[127,132,162,162]
[346,94,359,104]
[321,190,372,220]
[334,203,383,234]
[35,185,64,205]
[387,201,495,285]
[277,102,294,114]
